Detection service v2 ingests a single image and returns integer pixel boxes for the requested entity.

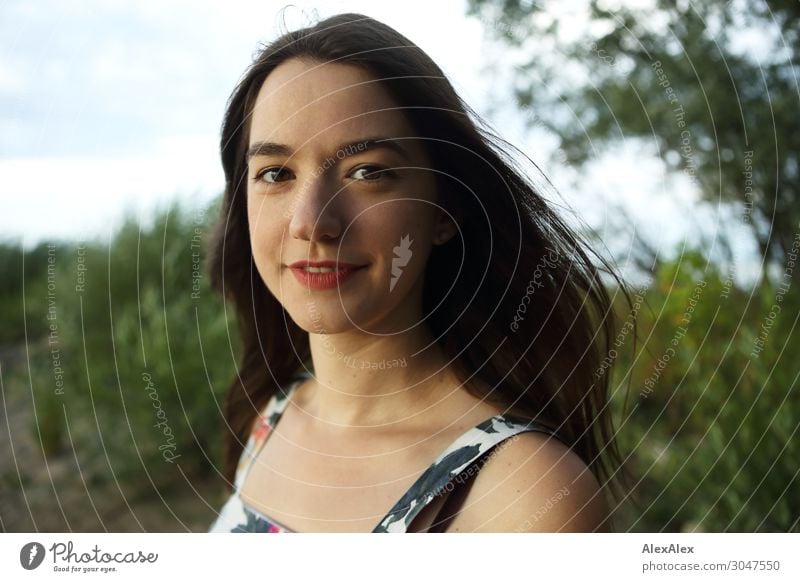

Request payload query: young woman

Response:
[207,12,631,533]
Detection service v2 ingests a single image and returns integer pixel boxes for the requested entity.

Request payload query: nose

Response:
[287,173,343,241]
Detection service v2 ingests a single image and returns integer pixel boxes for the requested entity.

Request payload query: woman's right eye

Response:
[254,167,293,183]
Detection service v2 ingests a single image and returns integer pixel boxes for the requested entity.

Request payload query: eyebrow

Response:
[245,136,411,164]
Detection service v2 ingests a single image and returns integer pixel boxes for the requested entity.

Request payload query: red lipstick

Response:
[287,260,367,290]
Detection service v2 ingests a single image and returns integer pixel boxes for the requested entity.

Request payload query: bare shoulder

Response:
[445,431,610,532]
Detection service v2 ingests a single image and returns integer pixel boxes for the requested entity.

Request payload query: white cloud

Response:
[0,133,223,247]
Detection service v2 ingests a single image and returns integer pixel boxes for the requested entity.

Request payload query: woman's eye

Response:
[254,167,293,183]
[350,165,394,181]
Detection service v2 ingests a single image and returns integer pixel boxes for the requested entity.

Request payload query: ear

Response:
[432,195,461,246]
[433,212,459,245]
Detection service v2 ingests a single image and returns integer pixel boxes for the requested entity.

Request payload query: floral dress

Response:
[208,375,562,533]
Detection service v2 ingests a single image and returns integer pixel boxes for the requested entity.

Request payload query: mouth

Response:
[285,262,369,290]
[287,260,366,270]
[295,265,362,273]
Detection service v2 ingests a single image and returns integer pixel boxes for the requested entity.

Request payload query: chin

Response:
[286,301,365,335]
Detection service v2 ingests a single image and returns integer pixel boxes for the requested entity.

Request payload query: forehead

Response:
[248,57,416,149]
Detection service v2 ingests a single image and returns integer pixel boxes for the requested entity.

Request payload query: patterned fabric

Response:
[209,379,300,533]
[208,374,563,533]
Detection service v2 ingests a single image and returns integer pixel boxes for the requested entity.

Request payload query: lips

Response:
[287,260,365,270]
[287,261,368,290]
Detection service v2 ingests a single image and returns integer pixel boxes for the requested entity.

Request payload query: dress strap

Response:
[372,415,563,533]
[232,377,305,492]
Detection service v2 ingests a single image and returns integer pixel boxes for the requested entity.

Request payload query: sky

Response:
[0,0,488,241]
[0,0,763,285]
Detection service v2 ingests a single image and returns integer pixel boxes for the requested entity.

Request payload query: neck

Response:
[299,326,458,428]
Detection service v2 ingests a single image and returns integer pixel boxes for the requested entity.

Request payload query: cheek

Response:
[353,204,411,252]
[247,199,284,275]
[355,202,436,278]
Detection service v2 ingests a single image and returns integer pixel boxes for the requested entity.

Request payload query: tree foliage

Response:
[467,0,800,272]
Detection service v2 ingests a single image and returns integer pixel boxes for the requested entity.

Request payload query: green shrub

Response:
[612,248,799,531]
[10,199,237,495]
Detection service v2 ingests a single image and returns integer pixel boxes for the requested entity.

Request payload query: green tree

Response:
[467,0,800,275]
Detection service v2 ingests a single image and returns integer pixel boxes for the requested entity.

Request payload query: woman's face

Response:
[245,57,455,335]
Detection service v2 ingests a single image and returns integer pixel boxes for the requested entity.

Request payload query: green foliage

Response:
[468,0,800,268]
[2,200,237,495]
[610,248,799,531]
[0,242,53,343]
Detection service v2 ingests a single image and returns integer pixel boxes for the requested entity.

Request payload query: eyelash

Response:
[252,165,396,184]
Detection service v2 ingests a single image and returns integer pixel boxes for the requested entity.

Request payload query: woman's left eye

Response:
[350,165,394,181]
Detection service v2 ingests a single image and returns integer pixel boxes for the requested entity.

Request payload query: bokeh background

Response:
[1,0,797,532]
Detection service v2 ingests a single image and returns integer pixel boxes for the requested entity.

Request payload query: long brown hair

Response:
[207,12,634,513]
